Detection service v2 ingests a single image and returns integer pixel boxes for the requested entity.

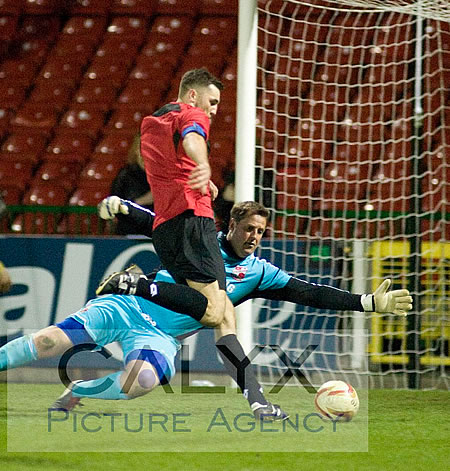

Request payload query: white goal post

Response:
[236,0,450,390]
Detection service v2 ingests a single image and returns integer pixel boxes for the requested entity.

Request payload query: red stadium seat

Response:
[73,83,118,111]
[48,36,96,65]
[426,147,445,171]
[9,38,51,66]
[422,165,450,212]
[192,17,237,47]
[200,0,238,15]
[89,48,136,73]
[129,57,176,82]
[221,62,237,94]
[17,15,60,41]
[21,182,68,206]
[0,159,34,186]
[276,138,331,168]
[10,105,58,137]
[117,83,164,110]
[0,59,39,86]
[58,107,106,139]
[333,142,383,163]
[110,0,156,16]
[84,61,129,89]
[70,0,111,15]
[0,150,40,166]
[0,0,24,14]
[139,38,186,66]
[23,0,59,14]
[96,36,141,58]
[95,133,135,156]
[276,164,320,210]
[69,185,110,206]
[187,39,231,60]
[303,84,349,123]
[78,157,123,187]
[150,16,194,41]
[28,82,72,111]
[62,16,107,42]
[37,59,85,87]
[274,215,310,239]
[1,132,47,157]
[104,108,145,134]
[0,15,18,42]
[0,83,26,109]
[210,110,235,135]
[0,184,23,205]
[291,118,334,143]
[45,134,94,163]
[33,161,82,191]
[155,0,199,15]
[184,43,229,75]
[322,161,372,200]
[105,16,147,44]
[309,216,358,240]
[0,108,13,140]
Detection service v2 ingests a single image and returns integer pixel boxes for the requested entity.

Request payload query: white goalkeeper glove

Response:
[98,196,129,220]
[361,279,413,316]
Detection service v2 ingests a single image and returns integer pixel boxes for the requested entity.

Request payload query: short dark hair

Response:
[179,68,224,97]
[230,201,270,224]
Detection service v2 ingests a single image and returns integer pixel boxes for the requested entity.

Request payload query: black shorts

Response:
[152,210,226,289]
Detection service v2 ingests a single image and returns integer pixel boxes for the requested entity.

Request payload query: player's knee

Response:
[137,369,158,391]
[201,303,224,327]
[201,292,228,327]
[33,333,57,354]
[122,366,159,398]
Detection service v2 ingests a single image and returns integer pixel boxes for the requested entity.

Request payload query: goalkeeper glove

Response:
[98,196,129,220]
[361,279,413,316]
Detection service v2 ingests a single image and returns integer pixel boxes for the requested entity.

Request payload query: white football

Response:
[314,380,359,422]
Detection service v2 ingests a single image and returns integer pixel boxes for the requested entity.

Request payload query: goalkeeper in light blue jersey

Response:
[92,199,412,417]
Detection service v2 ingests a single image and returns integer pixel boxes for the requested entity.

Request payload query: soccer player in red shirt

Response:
[140,68,231,329]
[98,69,288,420]
[141,69,287,420]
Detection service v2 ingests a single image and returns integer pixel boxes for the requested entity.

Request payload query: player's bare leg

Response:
[0,325,74,371]
[186,279,227,327]
[33,326,74,359]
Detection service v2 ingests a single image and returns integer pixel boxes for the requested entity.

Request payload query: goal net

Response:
[254,0,449,389]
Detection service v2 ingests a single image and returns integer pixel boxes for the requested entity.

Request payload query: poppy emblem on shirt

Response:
[231,265,248,282]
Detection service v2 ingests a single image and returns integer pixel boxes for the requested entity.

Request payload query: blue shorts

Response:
[57,295,180,382]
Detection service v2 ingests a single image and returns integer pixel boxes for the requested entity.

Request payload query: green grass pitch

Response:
[0,382,448,470]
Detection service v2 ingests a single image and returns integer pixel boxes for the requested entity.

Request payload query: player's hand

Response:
[189,162,211,195]
[0,265,12,294]
[209,180,219,201]
[372,279,413,316]
[98,196,129,220]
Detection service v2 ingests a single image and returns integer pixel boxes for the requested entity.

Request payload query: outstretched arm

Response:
[98,196,155,238]
[237,277,412,315]
[237,277,363,311]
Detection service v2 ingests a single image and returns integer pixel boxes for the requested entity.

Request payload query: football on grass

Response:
[314,380,359,422]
